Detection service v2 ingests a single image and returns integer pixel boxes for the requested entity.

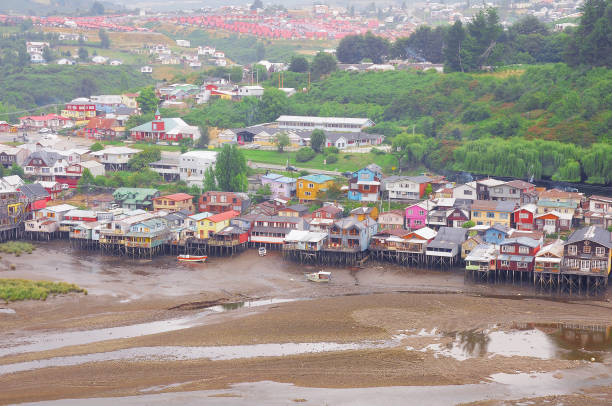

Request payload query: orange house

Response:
[153,193,195,213]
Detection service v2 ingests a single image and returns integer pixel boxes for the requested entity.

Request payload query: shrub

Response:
[0,279,86,302]
[371,148,386,155]
[325,154,338,164]
[324,146,339,155]
[296,147,316,162]
[461,105,491,123]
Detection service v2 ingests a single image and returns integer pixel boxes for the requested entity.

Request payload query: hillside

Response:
[0,65,153,117]
[187,64,611,184]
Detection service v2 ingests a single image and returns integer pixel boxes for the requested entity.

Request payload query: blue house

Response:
[483,224,510,245]
[328,217,378,251]
[347,164,382,202]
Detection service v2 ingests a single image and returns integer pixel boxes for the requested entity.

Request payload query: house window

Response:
[595,247,605,256]
[583,245,591,254]
[487,212,495,218]
[419,210,424,216]
[520,213,529,219]
[305,192,311,196]
[501,260,509,266]
[464,190,472,196]
[519,246,529,254]
[308,183,314,188]
[567,245,577,255]
[581,260,590,269]
[518,262,527,268]
[473,211,480,217]
[502,245,512,252]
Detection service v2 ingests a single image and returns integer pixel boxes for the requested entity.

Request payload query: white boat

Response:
[258,247,267,256]
[305,271,331,283]
[177,254,207,263]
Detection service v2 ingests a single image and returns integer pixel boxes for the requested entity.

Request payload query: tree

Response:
[310,52,337,79]
[90,142,104,152]
[565,0,612,68]
[77,47,89,61]
[137,87,158,115]
[203,166,217,192]
[336,35,366,63]
[462,220,475,228]
[253,184,272,203]
[259,88,288,122]
[444,20,466,72]
[90,1,105,15]
[42,47,54,63]
[289,56,309,73]
[9,163,24,178]
[214,144,248,192]
[195,126,209,149]
[127,147,161,171]
[251,0,263,10]
[275,133,291,152]
[77,169,94,193]
[99,29,110,49]
[310,129,326,153]
[322,182,342,200]
[423,183,433,198]
[296,147,316,162]
[252,64,268,81]
[230,66,243,83]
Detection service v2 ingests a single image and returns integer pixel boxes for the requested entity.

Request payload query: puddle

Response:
[412,323,612,362]
[139,381,196,393]
[0,340,398,376]
[0,298,299,358]
[0,308,16,314]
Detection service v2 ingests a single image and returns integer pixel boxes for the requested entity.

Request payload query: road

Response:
[247,161,342,176]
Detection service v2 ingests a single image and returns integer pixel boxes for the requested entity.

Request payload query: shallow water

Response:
[411,323,612,362]
[0,298,298,358]
[0,340,398,376]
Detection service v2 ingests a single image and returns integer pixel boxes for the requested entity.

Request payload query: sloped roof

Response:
[428,227,468,248]
[26,150,62,166]
[157,193,193,202]
[129,117,192,133]
[19,183,50,200]
[565,226,612,248]
[300,174,334,184]
[206,210,240,223]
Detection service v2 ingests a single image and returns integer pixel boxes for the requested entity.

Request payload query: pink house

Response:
[405,201,429,230]
[261,173,297,199]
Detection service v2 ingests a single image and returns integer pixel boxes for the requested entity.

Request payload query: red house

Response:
[199,191,250,214]
[312,205,343,220]
[64,209,97,222]
[513,204,536,230]
[84,118,118,140]
[35,181,62,200]
[446,208,470,228]
[497,237,542,272]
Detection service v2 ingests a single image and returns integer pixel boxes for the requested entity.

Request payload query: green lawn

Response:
[238,149,398,173]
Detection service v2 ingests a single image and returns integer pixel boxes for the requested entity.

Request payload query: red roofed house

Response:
[83,117,118,140]
[513,204,537,230]
[19,114,71,130]
[153,193,195,213]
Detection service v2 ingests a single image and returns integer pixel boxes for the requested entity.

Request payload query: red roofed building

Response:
[83,117,118,140]
[196,210,240,239]
[153,193,195,213]
[19,114,71,130]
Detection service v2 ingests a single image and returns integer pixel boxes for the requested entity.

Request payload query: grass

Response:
[0,279,86,302]
[238,149,398,173]
[0,242,35,256]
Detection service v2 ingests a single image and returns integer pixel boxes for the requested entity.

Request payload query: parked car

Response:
[38,128,51,133]
[286,165,298,172]
[342,171,353,178]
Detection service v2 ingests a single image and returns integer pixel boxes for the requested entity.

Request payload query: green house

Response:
[112,188,160,211]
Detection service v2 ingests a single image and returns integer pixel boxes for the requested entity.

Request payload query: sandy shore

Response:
[1,242,611,405]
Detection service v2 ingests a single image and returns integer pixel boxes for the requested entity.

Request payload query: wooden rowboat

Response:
[177,255,207,263]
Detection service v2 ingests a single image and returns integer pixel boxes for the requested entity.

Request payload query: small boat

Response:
[258,247,267,256]
[177,254,207,263]
[305,271,331,283]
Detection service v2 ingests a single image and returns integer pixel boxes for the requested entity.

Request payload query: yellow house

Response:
[470,200,515,228]
[349,206,379,221]
[152,193,194,213]
[297,174,335,201]
[196,210,239,239]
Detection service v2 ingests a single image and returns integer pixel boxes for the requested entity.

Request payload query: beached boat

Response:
[177,254,207,263]
[305,271,331,283]
[258,247,267,256]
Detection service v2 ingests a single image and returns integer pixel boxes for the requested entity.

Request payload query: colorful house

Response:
[470,200,515,228]
[347,164,382,202]
[296,174,335,201]
[383,175,432,200]
[261,173,296,199]
[497,237,541,273]
[405,201,429,230]
[278,204,309,218]
[129,109,201,142]
[198,191,250,214]
[534,239,564,274]
[112,188,160,211]
[483,224,510,245]
[83,118,119,140]
[461,234,484,260]
[349,205,379,221]
[196,210,239,239]
[61,98,97,121]
[513,204,536,230]
[534,211,573,234]
[153,193,195,213]
[328,217,378,252]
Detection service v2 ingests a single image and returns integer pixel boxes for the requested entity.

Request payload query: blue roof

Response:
[300,174,334,184]
[263,173,296,184]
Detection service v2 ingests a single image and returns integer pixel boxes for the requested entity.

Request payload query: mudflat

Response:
[0,242,611,405]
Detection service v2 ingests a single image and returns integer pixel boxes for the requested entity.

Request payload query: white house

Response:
[141,66,153,74]
[26,42,49,54]
[176,39,191,47]
[91,55,108,64]
[90,146,139,171]
[276,115,374,133]
[215,59,227,67]
[56,58,75,65]
[383,175,432,200]
[452,181,477,201]
[179,151,218,187]
[213,51,225,58]
[30,54,45,63]
[198,46,216,56]
[109,60,123,66]
[238,86,264,98]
